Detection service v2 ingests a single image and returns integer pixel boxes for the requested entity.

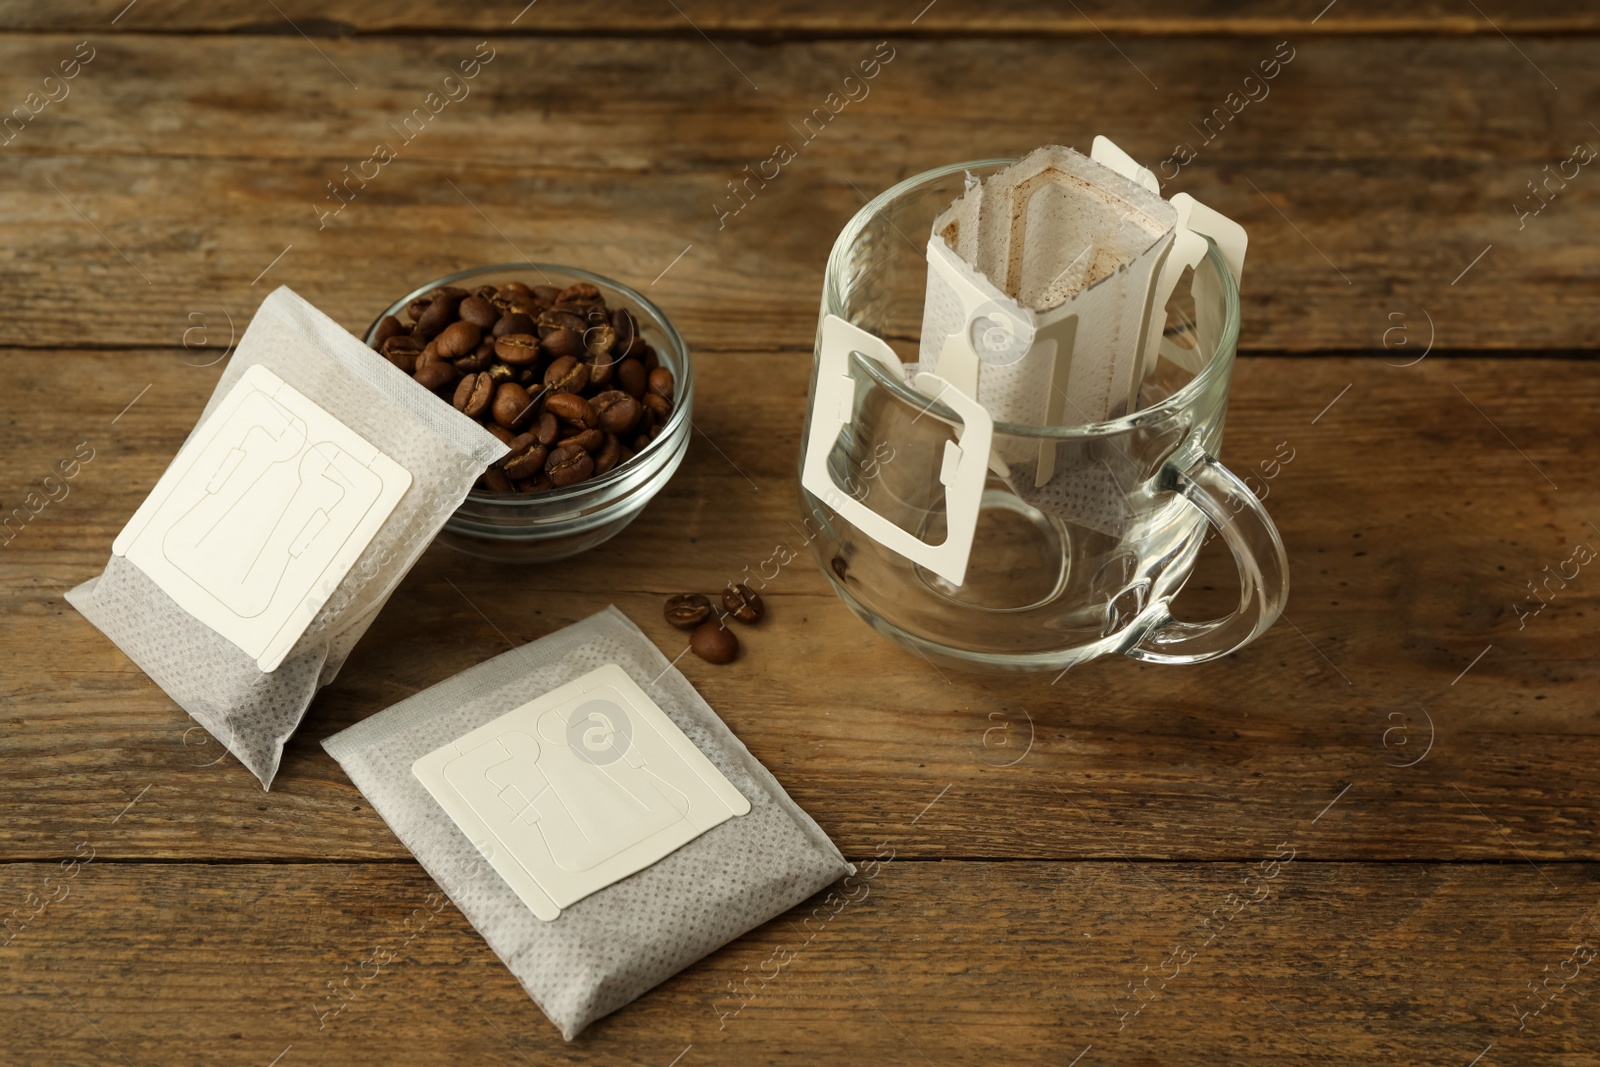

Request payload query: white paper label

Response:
[412,663,751,921]
[114,364,411,672]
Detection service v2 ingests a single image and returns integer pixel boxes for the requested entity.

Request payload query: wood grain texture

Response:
[3,861,1599,1065]
[3,350,1596,865]
[0,36,1597,351]
[6,0,1600,35]
[3,5,1597,1063]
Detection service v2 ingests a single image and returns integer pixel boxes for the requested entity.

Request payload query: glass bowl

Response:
[365,264,693,563]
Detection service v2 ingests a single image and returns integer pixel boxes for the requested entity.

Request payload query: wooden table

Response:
[3,3,1598,1064]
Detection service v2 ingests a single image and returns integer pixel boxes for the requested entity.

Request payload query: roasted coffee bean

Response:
[381,332,423,359]
[499,429,536,456]
[382,350,418,375]
[557,427,605,453]
[485,422,516,446]
[587,350,616,388]
[542,326,585,361]
[492,310,536,338]
[405,296,431,324]
[543,356,590,394]
[501,435,549,479]
[494,333,542,366]
[643,392,672,420]
[591,390,641,435]
[593,433,623,475]
[535,411,559,447]
[545,444,595,487]
[458,295,499,330]
[559,281,602,304]
[722,583,765,623]
[492,381,536,429]
[452,372,495,419]
[415,361,458,392]
[531,284,562,304]
[453,342,495,373]
[631,431,652,453]
[500,281,533,300]
[584,324,617,358]
[373,315,405,348]
[615,331,648,360]
[640,346,660,372]
[610,306,637,342]
[416,292,463,339]
[481,467,514,494]
[485,361,515,383]
[543,391,595,428]
[380,334,424,373]
[690,621,739,664]
[648,366,675,401]
[664,593,712,630]
[415,344,445,373]
[449,372,476,410]
[540,308,588,334]
[434,320,481,359]
[552,302,598,323]
[615,358,648,399]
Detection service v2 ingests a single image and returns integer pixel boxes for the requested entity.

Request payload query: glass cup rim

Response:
[822,158,1241,439]
[365,262,693,508]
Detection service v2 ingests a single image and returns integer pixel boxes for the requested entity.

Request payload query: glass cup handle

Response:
[1127,451,1290,665]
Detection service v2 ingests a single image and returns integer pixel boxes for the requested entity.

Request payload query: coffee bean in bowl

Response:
[366,266,693,563]
[371,278,676,496]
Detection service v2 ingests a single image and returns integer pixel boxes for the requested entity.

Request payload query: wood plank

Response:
[4,35,1591,168]
[3,350,1597,862]
[6,0,1600,35]
[2,860,1597,1064]
[1,36,1595,351]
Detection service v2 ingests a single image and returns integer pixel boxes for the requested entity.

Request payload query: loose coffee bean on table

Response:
[722,583,764,624]
[372,279,676,494]
[690,620,739,664]
[664,593,713,630]
[666,588,766,665]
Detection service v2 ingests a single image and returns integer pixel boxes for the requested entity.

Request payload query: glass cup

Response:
[798,160,1288,671]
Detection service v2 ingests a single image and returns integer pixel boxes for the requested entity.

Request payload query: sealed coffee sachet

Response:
[68,286,508,787]
[322,606,853,1040]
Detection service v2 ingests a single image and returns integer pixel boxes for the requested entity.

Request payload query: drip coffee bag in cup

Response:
[321,606,853,1040]
[918,143,1177,437]
[914,141,1244,538]
[68,286,508,787]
